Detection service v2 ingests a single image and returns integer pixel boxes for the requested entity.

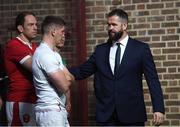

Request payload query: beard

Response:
[56,43,64,49]
[108,30,123,42]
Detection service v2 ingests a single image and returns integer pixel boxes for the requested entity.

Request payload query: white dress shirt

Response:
[109,35,129,74]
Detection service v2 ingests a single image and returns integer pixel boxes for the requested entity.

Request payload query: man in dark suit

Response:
[69,9,165,126]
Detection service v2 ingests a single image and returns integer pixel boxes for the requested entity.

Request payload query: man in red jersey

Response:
[4,11,38,126]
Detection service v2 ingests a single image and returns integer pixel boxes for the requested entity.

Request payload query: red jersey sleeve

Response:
[5,38,36,63]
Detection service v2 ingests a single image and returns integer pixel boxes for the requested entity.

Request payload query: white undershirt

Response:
[109,35,129,74]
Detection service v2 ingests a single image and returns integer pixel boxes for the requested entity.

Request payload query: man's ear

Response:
[123,23,128,31]
[51,28,57,37]
[51,29,56,37]
[17,25,24,33]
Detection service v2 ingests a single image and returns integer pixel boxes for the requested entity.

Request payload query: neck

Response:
[18,33,31,44]
[118,31,128,42]
[42,35,55,51]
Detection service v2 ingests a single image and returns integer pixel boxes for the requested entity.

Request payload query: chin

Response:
[61,43,64,46]
[58,44,64,48]
[31,35,37,39]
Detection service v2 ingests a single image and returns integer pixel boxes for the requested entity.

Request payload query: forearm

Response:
[65,90,71,103]
[65,90,71,114]
[48,70,71,93]
[63,67,75,82]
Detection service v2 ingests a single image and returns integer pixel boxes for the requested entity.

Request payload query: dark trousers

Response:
[97,110,145,126]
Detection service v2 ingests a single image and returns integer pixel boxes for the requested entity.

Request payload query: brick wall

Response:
[85,0,180,126]
[0,0,180,126]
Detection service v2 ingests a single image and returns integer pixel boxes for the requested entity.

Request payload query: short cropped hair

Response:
[15,11,36,31]
[107,9,128,23]
[41,16,66,34]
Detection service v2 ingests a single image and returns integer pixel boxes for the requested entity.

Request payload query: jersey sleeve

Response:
[39,53,64,74]
[6,40,32,63]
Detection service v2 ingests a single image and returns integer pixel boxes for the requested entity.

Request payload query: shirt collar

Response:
[16,36,32,49]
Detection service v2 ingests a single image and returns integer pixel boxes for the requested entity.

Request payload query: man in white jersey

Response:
[32,16,74,126]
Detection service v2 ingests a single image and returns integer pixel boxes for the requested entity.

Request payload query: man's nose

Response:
[34,25,38,30]
[108,25,113,30]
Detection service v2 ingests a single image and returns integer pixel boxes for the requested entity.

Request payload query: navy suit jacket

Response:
[69,37,165,123]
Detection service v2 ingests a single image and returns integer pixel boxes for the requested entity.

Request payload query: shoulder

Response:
[5,38,21,48]
[34,44,51,57]
[129,37,149,48]
[35,44,57,62]
[129,37,147,45]
[4,38,26,55]
[96,41,111,49]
